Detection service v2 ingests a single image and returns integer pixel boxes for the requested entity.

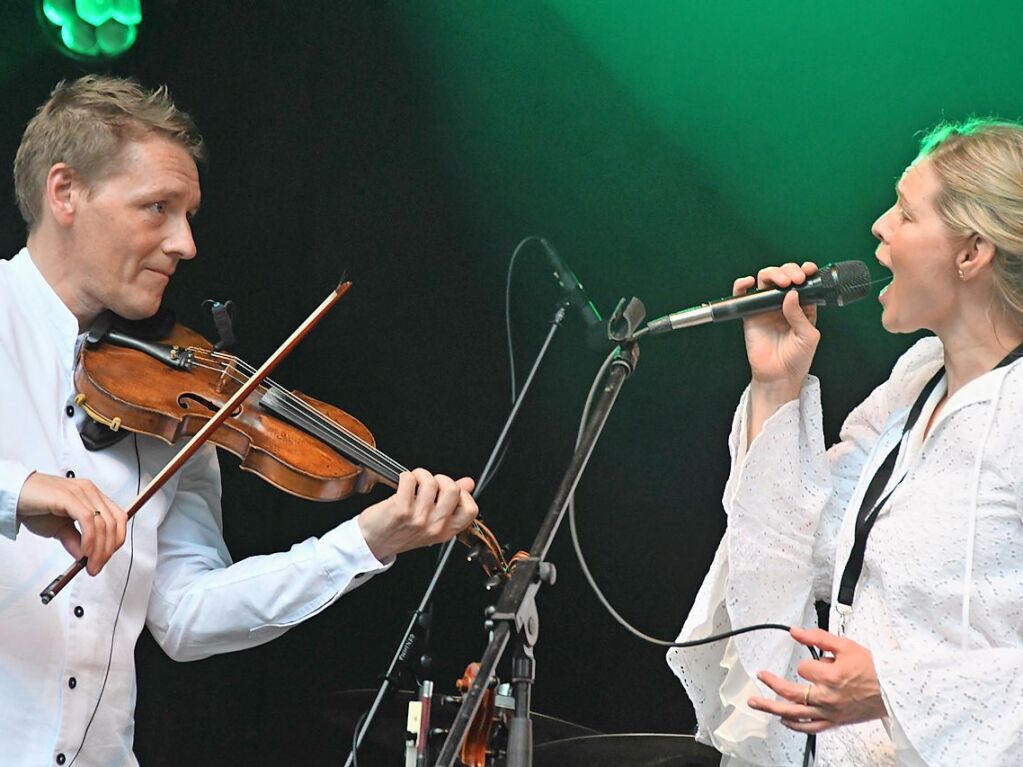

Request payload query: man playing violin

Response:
[0,75,478,766]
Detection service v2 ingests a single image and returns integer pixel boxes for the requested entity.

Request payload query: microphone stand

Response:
[343,303,569,767]
[435,299,645,767]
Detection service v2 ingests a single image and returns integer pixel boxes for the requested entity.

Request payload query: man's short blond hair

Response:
[13,74,206,231]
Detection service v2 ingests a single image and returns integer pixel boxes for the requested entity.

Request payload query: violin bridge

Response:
[216,358,240,394]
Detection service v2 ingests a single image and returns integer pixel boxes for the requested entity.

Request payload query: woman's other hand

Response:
[747,626,887,734]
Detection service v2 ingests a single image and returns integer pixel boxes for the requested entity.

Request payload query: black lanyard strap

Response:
[836,368,942,608]
[836,342,1023,610]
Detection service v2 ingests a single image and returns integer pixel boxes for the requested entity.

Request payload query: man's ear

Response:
[43,163,81,227]
[958,232,997,281]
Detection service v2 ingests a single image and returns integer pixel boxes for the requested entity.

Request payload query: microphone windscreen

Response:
[821,260,872,306]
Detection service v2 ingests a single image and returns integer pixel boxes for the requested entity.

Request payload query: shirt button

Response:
[56,755,66,765]
[65,405,75,418]
[68,677,77,689]
[66,470,76,478]
[74,606,85,618]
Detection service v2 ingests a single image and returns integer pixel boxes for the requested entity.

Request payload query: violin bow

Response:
[40,281,352,604]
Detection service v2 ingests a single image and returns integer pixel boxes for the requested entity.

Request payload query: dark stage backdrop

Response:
[2,1,1022,764]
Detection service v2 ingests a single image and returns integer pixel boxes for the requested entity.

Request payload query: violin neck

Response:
[260,386,508,576]
[257,387,406,485]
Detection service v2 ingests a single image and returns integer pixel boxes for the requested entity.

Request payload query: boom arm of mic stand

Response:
[435,338,641,767]
[343,304,568,767]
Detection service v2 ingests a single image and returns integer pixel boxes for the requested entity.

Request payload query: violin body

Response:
[74,323,384,501]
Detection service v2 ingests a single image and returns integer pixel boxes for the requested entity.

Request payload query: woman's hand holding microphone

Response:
[735,261,822,442]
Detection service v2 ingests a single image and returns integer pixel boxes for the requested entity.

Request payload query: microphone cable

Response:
[478,235,559,496]
[68,434,140,766]
[568,345,818,766]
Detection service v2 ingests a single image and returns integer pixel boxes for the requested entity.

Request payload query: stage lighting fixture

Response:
[38,0,142,59]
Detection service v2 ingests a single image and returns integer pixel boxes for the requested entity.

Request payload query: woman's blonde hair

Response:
[13,74,206,231]
[919,118,1023,323]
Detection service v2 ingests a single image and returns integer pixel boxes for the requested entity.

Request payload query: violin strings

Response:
[189,348,456,494]
[196,355,400,479]
[264,392,401,482]
[188,348,408,480]
[186,347,505,567]
[250,380,505,565]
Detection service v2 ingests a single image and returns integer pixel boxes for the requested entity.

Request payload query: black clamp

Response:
[607,297,647,343]
[202,299,238,351]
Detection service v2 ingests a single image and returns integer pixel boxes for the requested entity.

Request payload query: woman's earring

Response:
[958,268,966,281]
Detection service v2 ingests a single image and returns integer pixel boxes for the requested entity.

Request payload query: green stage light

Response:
[39,0,142,59]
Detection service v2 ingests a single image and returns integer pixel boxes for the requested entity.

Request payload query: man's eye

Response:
[148,202,166,214]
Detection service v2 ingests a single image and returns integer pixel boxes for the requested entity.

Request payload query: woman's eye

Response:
[148,202,166,214]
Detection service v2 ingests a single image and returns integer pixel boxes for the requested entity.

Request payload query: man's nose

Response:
[165,217,196,261]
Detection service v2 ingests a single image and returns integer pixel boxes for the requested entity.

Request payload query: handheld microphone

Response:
[539,238,603,329]
[645,260,873,335]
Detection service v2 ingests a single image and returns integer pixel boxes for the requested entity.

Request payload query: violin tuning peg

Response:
[484,573,503,590]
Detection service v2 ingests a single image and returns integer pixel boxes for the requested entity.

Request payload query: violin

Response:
[456,662,497,767]
[41,283,514,602]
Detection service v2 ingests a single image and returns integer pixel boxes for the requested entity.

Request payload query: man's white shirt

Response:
[0,248,390,766]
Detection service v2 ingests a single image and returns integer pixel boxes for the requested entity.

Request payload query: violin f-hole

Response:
[178,392,241,418]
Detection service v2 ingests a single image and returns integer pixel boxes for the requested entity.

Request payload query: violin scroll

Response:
[456,662,497,767]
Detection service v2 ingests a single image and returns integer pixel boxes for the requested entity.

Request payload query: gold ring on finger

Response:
[803,683,813,706]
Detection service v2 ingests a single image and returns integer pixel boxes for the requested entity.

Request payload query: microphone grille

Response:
[820,260,872,306]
